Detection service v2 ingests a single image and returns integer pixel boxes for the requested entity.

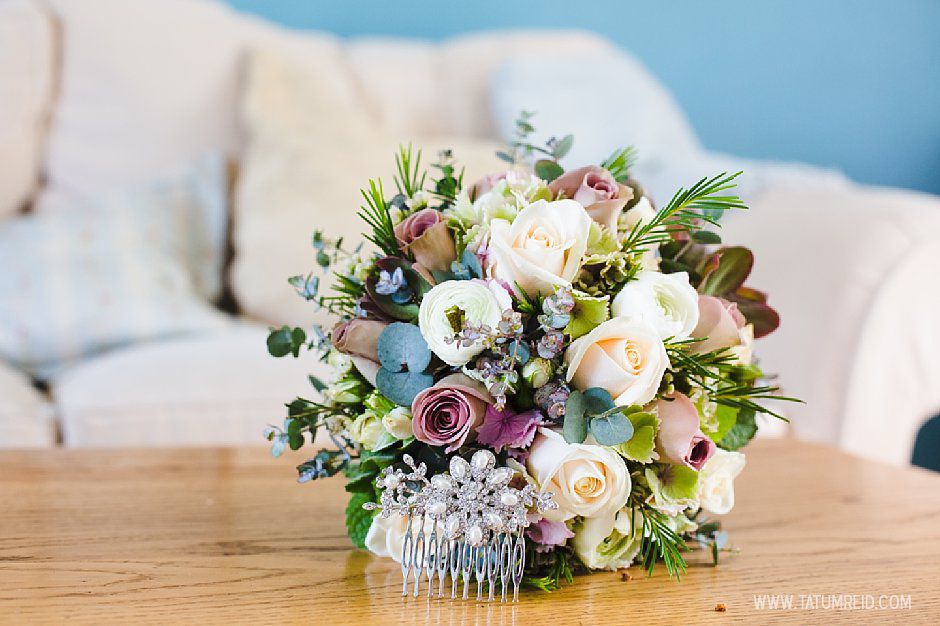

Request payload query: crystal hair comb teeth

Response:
[364,449,557,602]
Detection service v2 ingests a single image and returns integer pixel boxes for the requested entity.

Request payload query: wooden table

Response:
[1,439,938,624]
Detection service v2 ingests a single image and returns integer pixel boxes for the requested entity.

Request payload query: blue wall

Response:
[226,0,940,195]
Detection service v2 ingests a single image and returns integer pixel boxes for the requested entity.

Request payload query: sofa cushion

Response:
[0,162,230,379]
[0,359,55,448]
[42,0,273,200]
[0,0,54,218]
[53,324,329,447]
[232,44,505,328]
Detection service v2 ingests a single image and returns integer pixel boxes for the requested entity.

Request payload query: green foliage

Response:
[346,491,376,549]
[600,146,638,183]
[394,143,426,198]
[564,292,609,339]
[632,498,689,579]
[699,246,754,296]
[522,548,577,592]
[612,410,659,463]
[534,159,564,182]
[623,172,746,255]
[267,326,307,358]
[430,149,464,208]
[375,322,434,406]
[358,179,400,257]
[717,407,758,451]
[564,388,635,446]
[344,449,399,495]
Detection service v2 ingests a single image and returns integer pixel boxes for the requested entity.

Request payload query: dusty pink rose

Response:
[411,373,493,453]
[549,165,634,232]
[692,295,747,354]
[393,208,457,272]
[468,172,506,200]
[332,319,386,362]
[654,392,716,471]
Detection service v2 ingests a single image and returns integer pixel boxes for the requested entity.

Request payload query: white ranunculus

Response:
[365,513,435,562]
[526,427,631,522]
[698,448,746,515]
[612,271,700,341]
[486,199,593,297]
[382,406,413,440]
[565,316,669,407]
[572,507,643,571]
[418,279,511,366]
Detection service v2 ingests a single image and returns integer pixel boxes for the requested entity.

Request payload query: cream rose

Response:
[418,279,511,366]
[698,448,746,515]
[486,198,593,296]
[526,427,631,522]
[565,316,669,407]
[611,271,700,340]
[622,197,659,270]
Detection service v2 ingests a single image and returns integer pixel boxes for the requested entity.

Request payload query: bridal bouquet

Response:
[265,114,793,591]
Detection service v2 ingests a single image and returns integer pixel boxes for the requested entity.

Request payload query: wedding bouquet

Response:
[265,113,793,594]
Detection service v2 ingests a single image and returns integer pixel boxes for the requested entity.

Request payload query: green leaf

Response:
[534,159,564,183]
[717,407,757,451]
[563,391,588,443]
[565,292,610,339]
[705,404,739,442]
[699,247,753,296]
[344,450,398,494]
[589,410,634,446]
[691,230,722,244]
[552,134,574,159]
[582,387,617,414]
[267,326,305,358]
[345,491,375,550]
[308,375,327,392]
[613,411,659,462]
[371,430,400,452]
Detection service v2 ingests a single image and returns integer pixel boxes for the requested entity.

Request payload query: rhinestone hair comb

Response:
[364,449,557,602]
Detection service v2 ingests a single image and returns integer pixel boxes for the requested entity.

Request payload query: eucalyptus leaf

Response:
[553,134,574,159]
[377,323,432,373]
[563,390,588,443]
[582,387,617,414]
[691,230,722,244]
[534,159,564,183]
[460,248,483,279]
[376,368,434,407]
[589,410,634,446]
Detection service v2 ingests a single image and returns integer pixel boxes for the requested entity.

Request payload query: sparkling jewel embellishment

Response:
[363,449,557,602]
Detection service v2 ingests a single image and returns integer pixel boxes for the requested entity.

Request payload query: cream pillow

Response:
[0,0,54,218]
[233,45,504,328]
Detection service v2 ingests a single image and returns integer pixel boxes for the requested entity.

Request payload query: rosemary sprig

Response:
[623,172,746,254]
[601,146,637,182]
[631,497,688,579]
[358,179,399,257]
[393,143,426,198]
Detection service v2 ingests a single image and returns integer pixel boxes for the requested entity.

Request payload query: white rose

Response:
[418,279,511,366]
[526,427,631,522]
[348,410,384,450]
[365,514,435,562]
[621,196,659,270]
[572,507,643,571]
[565,316,669,407]
[698,448,746,515]
[612,271,699,340]
[382,406,414,440]
[486,198,593,297]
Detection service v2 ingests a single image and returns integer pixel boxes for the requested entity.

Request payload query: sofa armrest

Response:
[720,184,940,465]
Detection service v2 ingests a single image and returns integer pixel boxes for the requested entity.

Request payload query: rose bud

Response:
[332,319,387,362]
[654,392,716,471]
[393,208,457,272]
[549,165,634,233]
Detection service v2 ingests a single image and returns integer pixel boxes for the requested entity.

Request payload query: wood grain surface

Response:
[0,439,938,625]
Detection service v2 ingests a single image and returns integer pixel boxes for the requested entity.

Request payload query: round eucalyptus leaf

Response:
[376,367,434,407]
[590,411,635,446]
[377,322,432,373]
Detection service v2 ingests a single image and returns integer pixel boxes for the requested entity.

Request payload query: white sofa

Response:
[1,0,938,466]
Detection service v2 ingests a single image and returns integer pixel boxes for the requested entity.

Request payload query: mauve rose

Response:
[654,392,716,471]
[332,319,386,362]
[692,295,747,354]
[549,166,634,233]
[469,173,506,199]
[393,208,457,272]
[411,373,493,453]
